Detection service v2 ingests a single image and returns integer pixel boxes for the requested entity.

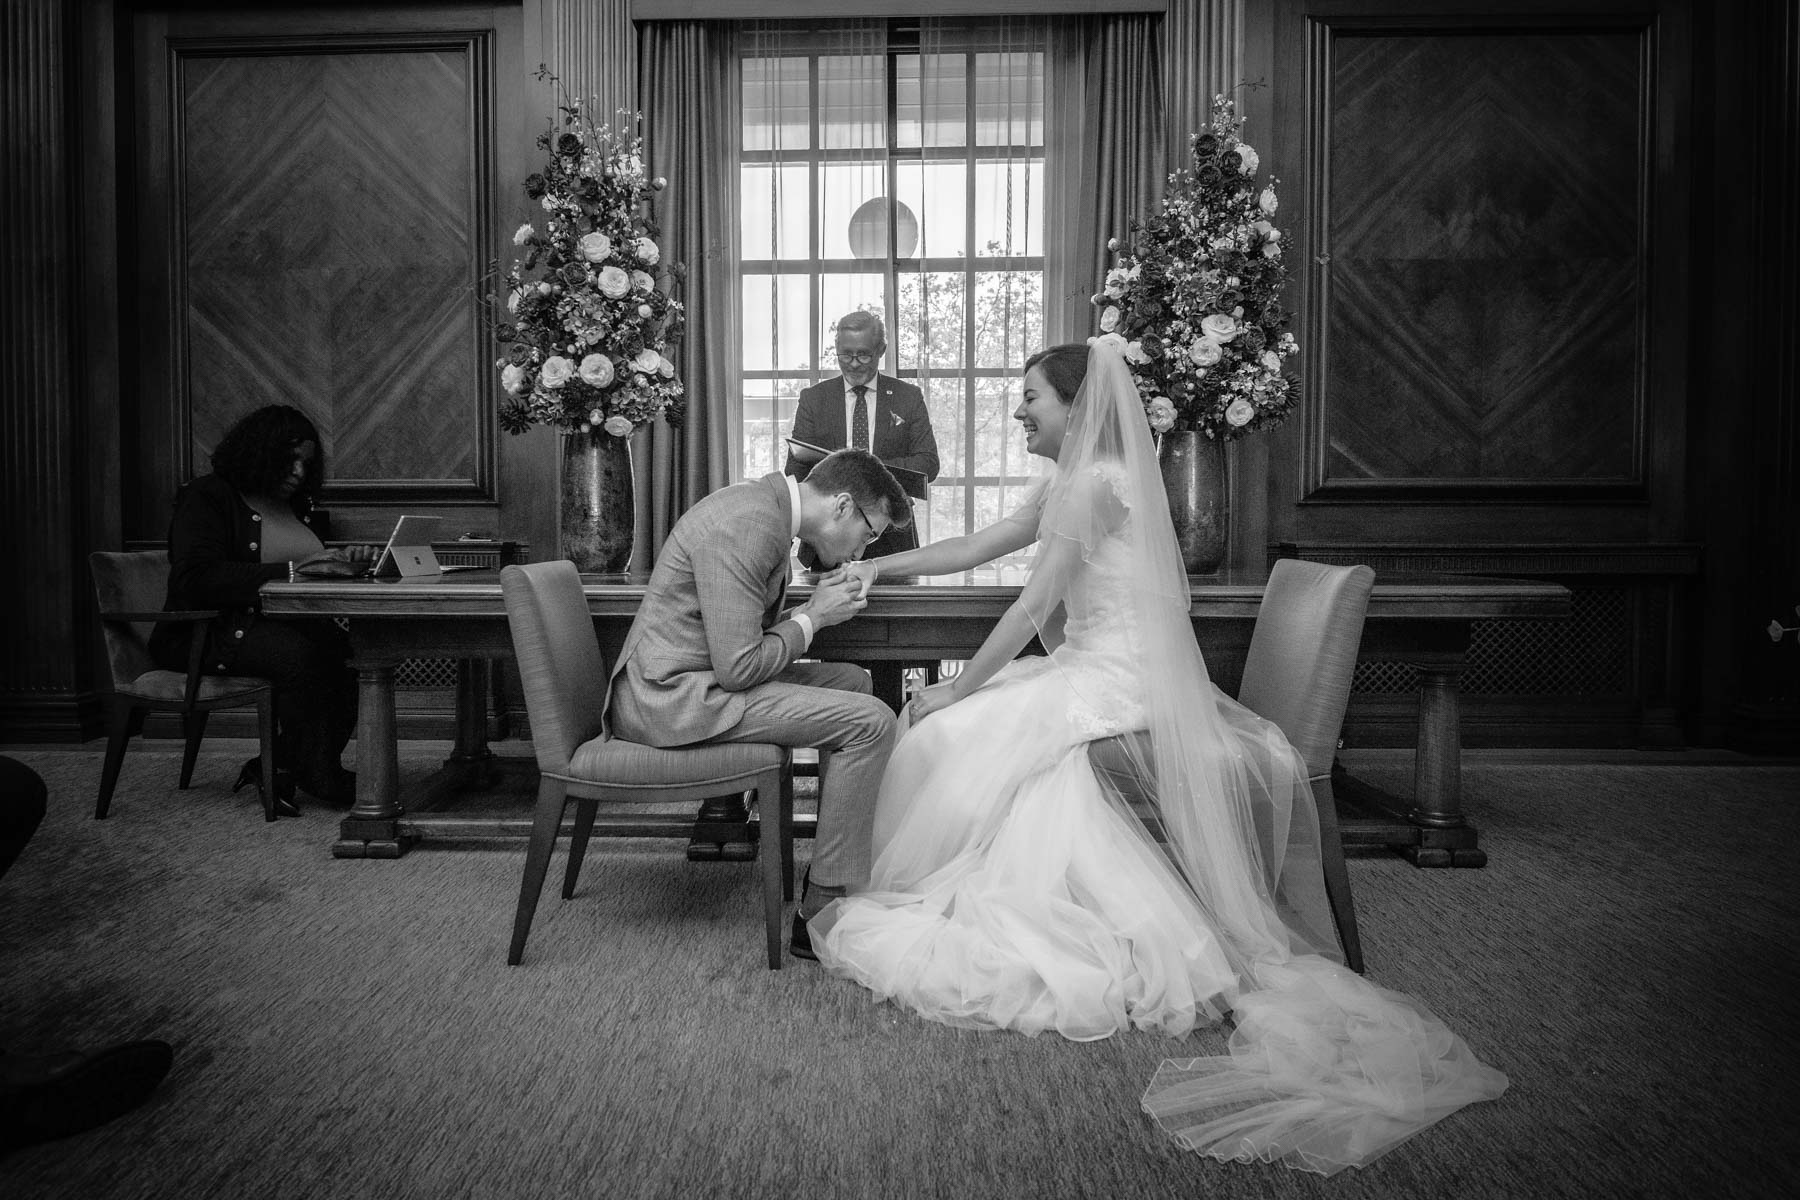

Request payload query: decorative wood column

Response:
[0,0,102,739]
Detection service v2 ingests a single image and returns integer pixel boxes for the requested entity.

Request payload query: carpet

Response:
[1,744,1796,1199]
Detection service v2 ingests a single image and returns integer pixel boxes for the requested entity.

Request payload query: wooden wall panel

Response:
[130,25,501,538]
[1311,24,1650,497]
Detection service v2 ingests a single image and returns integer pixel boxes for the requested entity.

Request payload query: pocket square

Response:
[890,412,905,426]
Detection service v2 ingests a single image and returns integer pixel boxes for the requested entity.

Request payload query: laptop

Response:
[372,515,451,578]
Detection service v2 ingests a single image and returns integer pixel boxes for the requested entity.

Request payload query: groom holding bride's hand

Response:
[603,448,912,961]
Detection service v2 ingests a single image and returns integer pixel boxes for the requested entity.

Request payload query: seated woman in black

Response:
[151,405,372,811]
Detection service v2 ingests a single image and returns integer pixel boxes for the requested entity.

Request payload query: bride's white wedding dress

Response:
[814,467,1262,1040]
[812,342,1507,1175]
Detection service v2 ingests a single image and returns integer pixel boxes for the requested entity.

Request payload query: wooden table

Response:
[261,567,1569,866]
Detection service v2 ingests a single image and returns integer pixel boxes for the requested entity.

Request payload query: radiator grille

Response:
[1353,586,1631,696]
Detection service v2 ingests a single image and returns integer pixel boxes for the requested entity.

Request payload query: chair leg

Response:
[256,692,277,822]
[780,767,796,902]
[178,709,210,789]
[1310,775,1365,974]
[508,776,570,966]
[756,772,784,970]
[96,700,134,820]
[562,796,598,899]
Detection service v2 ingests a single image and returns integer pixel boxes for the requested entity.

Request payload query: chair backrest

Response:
[88,550,172,688]
[500,561,610,773]
[1237,559,1375,780]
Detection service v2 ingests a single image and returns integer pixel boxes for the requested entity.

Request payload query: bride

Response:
[814,339,1507,1175]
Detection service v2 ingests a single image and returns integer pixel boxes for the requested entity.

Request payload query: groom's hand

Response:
[800,574,867,630]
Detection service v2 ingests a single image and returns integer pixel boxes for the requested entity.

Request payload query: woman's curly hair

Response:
[209,405,325,500]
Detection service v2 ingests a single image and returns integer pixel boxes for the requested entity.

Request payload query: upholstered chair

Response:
[500,561,793,969]
[1089,558,1375,972]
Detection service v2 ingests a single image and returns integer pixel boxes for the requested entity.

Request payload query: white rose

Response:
[633,349,662,375]
[541,195,557,212]
[637,304,654,319]
[631,269,655,292]
[634,237,660,265]
[1259,187,1279,214]
[1263,241,1282,259]
[1122,339,1150,365]
[1099,305,1120,332]
[578,353,615,387]
[657,358,676,378]
[1201,313,1240,342]
[597,266,631,299]
[501,363,527,394]
[578,232,612,262]
[1225,398,1256,427]
[513,223,535,245]
[1146,396,1177,434]
[1261,350,1283,373]
[539,356,574,389]
[1235,143,1259,175]
[603,415,634,438]
[1188,337,1224,367]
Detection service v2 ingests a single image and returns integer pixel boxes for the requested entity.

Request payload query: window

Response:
[740,22,1045,557]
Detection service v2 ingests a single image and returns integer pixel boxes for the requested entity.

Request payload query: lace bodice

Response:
[1044,465,1145,739]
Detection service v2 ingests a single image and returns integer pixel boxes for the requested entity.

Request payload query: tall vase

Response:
[560,429,635,576]
[1159,429,1227,576]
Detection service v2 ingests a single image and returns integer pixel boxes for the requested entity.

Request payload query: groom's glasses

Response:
[850,500,884,546]
[836,349,879,366]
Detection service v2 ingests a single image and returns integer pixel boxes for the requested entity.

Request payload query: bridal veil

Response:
[1030,340,1507,1174]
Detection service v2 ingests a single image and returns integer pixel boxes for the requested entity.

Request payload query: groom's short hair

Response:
[805,449,912,528]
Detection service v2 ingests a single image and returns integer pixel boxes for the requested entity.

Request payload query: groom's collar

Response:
[782,473,801,540]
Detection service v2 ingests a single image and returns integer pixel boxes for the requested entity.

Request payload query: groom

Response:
[604,449,911,960]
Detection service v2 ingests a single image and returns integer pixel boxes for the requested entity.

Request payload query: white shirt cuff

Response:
[792,611,815,651]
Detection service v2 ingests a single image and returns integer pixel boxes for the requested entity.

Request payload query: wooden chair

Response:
[1089,558,1375,972]
[500,560,794,969]
[88,550,277,821]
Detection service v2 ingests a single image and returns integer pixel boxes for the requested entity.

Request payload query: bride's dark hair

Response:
[1024,344,1090,404]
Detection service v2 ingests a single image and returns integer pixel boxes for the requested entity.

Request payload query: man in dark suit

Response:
[784,311,938,560]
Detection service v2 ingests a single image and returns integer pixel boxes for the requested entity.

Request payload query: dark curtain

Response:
[636,21,740,563]
[1044,14,1165,344]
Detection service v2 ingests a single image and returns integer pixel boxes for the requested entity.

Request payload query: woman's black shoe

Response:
[233,758,300,817]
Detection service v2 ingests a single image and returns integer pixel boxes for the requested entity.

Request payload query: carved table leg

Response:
[1407,660,1486,868]
[448,659,499,788]
[335,660,413,858]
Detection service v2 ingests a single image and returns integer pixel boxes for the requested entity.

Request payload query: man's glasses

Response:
[850,500,884,545]
[836,349,879,366]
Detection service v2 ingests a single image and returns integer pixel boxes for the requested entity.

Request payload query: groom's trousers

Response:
[613,662,895,891]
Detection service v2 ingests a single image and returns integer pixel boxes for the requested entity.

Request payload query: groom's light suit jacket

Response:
[602,473,808,747]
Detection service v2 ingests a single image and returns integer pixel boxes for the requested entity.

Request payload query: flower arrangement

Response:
[494,72,686,438]
[1092,94,1298,440]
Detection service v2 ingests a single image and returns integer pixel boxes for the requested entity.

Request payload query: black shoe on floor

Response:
[789,911,818,962]
[0,1040,174,1149]
[688,793,753,862]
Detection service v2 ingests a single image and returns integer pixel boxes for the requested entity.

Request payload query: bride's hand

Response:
[907,681,959,723]
[843,559,879,599]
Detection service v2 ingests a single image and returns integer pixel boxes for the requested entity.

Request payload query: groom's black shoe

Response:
[789,911,818,962]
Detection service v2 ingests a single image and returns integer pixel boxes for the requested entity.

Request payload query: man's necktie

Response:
[851,384,869,452]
